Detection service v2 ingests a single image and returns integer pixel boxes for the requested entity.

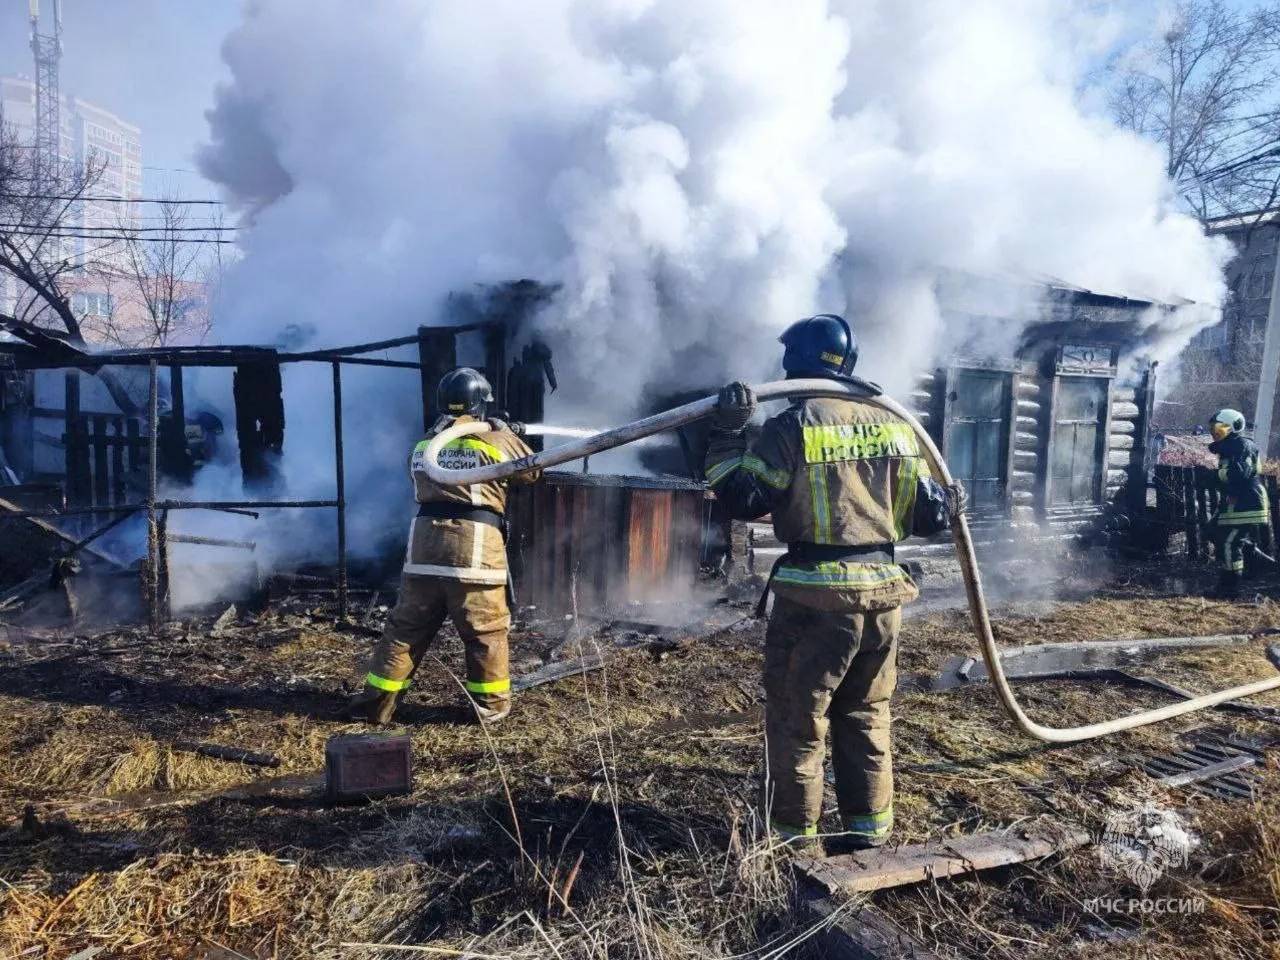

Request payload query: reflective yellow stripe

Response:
[706,457,742,485]
[707,455,790,490]
[402,563,509,583]
[741,454,790,490]
[366,672,410,692]
[1219,510,1270,525]
[774,561,908,588]
[844,807,893,837]
[771,819,817,839]
[802,422,918,464]
[447,437,507,462]
[465,677,511,695]
[809,464,832,543]
[892,457,918,540]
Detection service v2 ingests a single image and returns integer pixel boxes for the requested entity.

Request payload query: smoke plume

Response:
[192,0,1231,563]
[201,0,1226,403]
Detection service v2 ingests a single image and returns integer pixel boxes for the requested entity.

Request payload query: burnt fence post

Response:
[1194,468,1211,562]
[1270,475,1280,556]
[126,419,141,479]
[1182,468,1197,559]
[146,360,162,630]
[1153,465,1173,554]
[92,415,108,507]
[111,416,126,505]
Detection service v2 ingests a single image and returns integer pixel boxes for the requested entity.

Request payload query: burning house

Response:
[2,266,1174,623]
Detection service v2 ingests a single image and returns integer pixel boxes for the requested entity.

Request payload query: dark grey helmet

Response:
[437,367,494,418]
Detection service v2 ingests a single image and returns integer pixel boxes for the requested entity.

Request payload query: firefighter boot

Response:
[825,827,890,856]
[346,688,399,725]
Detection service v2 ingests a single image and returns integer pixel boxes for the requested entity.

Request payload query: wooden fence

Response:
[1151,465,1280,560]
[63,413,147,508]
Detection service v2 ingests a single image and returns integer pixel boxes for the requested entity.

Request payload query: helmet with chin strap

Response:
[1210,408,1246,441]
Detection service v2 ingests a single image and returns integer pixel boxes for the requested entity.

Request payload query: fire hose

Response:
[421,377,1280,743]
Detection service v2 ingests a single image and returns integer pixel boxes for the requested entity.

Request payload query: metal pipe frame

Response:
[2,327,477,625]
[332,361,348,618]
[146,360,161,630]
[418,377,1280,744]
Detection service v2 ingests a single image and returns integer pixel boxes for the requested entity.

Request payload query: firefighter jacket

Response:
[706,395,948,611]
[1208,432,1270,527]
[404,416,540,584]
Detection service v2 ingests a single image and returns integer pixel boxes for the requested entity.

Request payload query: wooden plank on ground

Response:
[800,827,1091,894]
[511,652,606,692]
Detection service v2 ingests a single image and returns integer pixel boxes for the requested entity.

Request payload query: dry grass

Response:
[2,580,1280,957]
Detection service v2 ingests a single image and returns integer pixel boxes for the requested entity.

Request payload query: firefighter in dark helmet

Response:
[349,367,540,725]
[705,314,962,853]
[1207,408,1269,600]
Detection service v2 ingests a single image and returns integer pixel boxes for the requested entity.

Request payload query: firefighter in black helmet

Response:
[349,367,540,725]
[706,314,960,854]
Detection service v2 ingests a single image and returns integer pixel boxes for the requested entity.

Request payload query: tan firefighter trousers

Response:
[763,595,899,842]
[353,574,511,724]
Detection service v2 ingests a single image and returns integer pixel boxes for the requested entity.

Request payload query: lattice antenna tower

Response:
[29,0,63,189]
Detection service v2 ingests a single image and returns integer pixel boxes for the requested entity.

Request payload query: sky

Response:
[0,0,241,198]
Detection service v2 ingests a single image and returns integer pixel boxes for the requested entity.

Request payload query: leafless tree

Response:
[94,198,223,348]
[0,113,144,414]
[1109,0,1280,219]
[0,114,115,339]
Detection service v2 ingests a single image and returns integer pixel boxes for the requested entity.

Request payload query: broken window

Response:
[1049,376,1107,507]
[946,369,1011,515]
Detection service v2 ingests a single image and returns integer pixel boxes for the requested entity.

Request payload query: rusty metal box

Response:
[325,733,412,802]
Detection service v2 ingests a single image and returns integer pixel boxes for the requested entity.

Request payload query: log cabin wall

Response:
[904,344,1155,536]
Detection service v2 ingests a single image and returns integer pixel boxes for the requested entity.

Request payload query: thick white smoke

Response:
[191,0,1230,566]
[201,0,1227,406]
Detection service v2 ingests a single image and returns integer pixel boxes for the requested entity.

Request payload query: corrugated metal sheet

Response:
[507,470,707,616]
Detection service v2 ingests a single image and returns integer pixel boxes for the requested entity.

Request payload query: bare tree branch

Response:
[99,195,222,348]
[0,110,113,340]
[1109,0,1280,217]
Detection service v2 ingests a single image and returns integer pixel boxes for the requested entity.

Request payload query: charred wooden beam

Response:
[167,534,257,551]
[0,495,130,568]
[172,741,282,768]
[798,887,942,960]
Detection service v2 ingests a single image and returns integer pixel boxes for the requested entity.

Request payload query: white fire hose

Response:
[422,378,1280,743]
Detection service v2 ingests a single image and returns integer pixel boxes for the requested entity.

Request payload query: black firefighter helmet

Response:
[437,367,494,418]
[779,313,858,378]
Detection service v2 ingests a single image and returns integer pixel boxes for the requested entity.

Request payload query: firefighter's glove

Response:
[486,417,512,434]
[946,481,968,519]
[712,382,756,434]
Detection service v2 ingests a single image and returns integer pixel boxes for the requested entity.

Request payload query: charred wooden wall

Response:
[506,471,708,616]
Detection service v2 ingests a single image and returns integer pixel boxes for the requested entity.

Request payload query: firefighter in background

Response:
[349,368,540,725]
[706,315,960,853]
[1207,408,1269,600]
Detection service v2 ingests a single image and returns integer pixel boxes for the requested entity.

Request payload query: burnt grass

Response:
[2,572,1280,959]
